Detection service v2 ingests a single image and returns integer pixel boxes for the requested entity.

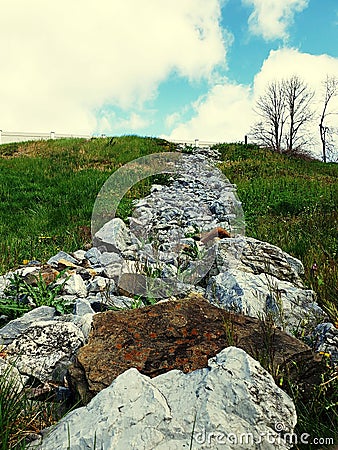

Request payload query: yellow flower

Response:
[22,259,29,265]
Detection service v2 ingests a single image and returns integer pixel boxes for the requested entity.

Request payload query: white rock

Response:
[37,347,296,450]
[94,218,130,254]
[0,306,56,345]
[206,270,324,334]
[62,274,87,298]
[7,320,84,383]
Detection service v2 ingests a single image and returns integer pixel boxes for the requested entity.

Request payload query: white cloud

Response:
[166,48,338,158]
[242,0,309,41]
[164,82,254,143]
[0,0,226,134]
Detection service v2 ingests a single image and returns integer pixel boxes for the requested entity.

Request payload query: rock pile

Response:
[0,145,336,449]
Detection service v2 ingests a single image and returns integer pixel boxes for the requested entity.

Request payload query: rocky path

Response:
[0,145,337,449]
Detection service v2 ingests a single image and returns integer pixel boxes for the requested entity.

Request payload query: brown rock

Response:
[68,295,325,404]
[199,226,231,244]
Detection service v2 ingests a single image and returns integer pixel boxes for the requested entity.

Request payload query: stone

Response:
[69,296,323,403]
[38,347,297,450]
[93,218,130,254]
[309,322,338,363]
[72,249,87,262]
[86,276,110,293]
[206,270,323,334]
[7,320,84,383]
[215,237,305,284]
[206,236,325,334]
[61,273,87,298]
[47,251,78,268]
[84,247,102,266]
[98,251,123,267]
[0,306,56,345]
[74,299,95,316]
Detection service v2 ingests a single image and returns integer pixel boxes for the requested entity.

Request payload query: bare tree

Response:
[250,81,286,153]
[283,75,315,153]
[319,75,338,162]
[250,76,315,155]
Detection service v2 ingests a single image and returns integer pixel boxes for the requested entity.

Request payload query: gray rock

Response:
[72,249,87,262]
[93,218,130,254]
[206,270,324,334]
[103,263,123,281]
[47,251,78,267]
[37,347,296,450]
[7,320,84,383]
[74,299,95,316]
[0,306,56,345]
[86,276,110,293]
[310,322,338,363]
[84,247,102,266]
[215,237,304,285]
[61,274,87,298]
[99,252,123,267]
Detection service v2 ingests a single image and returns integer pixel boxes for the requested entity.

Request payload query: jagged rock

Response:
[7,320,84,383]
[215,237,305,285]
[310,322,338,363]
[38,347,297,450]
[84,247,102,266]
[206,237,325,334]
[0,306,56,345]
[74,299,95,316]
[72,249,87,262]
[61,273,87,298]
[69,296,323,404]
[47,251,78,268]
[93,218,130,253]
[86,276,110,293]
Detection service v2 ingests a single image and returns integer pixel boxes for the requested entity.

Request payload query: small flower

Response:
[22,259,29,265]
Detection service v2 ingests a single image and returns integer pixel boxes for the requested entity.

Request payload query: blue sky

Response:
[1,0,338,153]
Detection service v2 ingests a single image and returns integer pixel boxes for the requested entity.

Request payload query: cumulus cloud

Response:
[0,0,226,134]
[242,0,309,41]
[167,48,338,158]
[164,82,254,143]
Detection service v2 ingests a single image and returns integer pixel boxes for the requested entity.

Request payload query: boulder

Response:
[69,295,323,403]
[206,236,325,334]
[93,218,130,254]
[38,347,297,450]
[7,320,84,383]
[0,306,56,345]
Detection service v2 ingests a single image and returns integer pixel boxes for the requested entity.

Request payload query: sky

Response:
[1,0,338,157]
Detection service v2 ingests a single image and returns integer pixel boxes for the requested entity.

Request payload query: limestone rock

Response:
[39,347,297,450]
[206,236,325,334]
[61,273,87,298]
[93,218,130,254]
[0,306,56,345]
[47,251,78,268]
[69,296,322,403]
[7,320,84,383]
[310,322,338,363]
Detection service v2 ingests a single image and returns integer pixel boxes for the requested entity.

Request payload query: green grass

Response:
[0,136,337,448]
[215,143,338,324]
[0,135,175,273]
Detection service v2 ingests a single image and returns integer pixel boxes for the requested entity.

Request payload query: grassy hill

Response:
[1,136,336,319]
[0,135,337,448]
